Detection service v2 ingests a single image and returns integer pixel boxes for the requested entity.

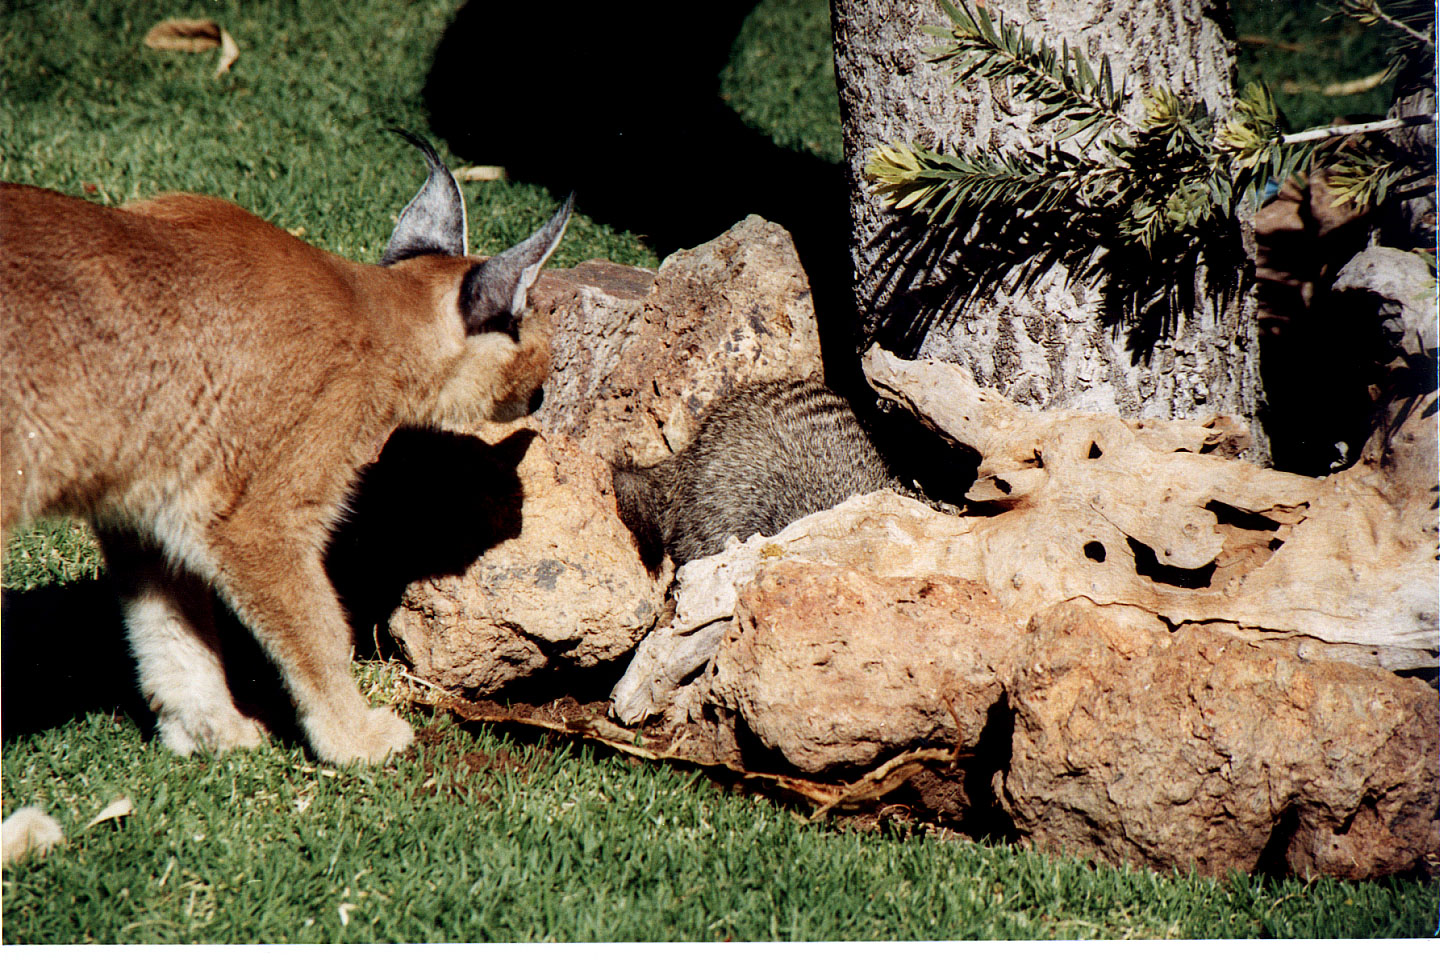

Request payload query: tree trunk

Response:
[830,0,1272,463]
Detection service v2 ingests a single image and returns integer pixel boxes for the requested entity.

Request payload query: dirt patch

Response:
[408,721,535,803]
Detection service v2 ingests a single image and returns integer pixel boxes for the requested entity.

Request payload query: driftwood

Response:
[863,345,1438,672]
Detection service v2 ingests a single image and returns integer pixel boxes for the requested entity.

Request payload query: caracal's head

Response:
[381,131,572,426]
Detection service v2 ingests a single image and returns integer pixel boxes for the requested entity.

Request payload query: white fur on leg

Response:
[300,697,414,765]
[123,586,265,755]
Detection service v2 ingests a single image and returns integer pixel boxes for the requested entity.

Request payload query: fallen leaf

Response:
[455,165,508,182]
[85,796,134,829]
[216,27,240,77]
[143,18,241,77]
[143,18,224,52]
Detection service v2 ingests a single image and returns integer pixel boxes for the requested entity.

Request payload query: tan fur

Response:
[0,183,557,764]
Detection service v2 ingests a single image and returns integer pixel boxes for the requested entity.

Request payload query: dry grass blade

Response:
[143,18,240,76]
[216,28,240,77]
[455,165,508,182]
[1281,68,1391,97]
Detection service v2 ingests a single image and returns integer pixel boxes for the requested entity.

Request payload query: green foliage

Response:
[926,0,1128,146]
[863,0,1434,348]
[871,1,1328,245]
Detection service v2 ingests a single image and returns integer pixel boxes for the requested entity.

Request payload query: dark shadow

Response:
[421,1,858,383]
[2,427,533,747]
[484,657,633,710]
[1261,280,1433,476]
[327,426,535,658]
[1258,253,1392,476]
[864,194,1249,364]
[0,578,145,740]
[860,397,982,506]
[0,569,300,748]
[1127,535,1216,590]
[888,695,1020,843]
[1252,804,1301,878]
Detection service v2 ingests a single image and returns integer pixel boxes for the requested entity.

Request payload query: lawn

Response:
[2,0,1436,943]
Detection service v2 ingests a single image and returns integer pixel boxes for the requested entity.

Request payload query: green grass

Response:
[4,703,1435,943]
[719,0,844,165]
[2,0,1435,944]
[0,0,657,269]
[1233,0,1398,131]
[2,520,105,592]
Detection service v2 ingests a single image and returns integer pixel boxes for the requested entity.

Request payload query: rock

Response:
[388,419,670,695]
[705,561,1015,776]
[610,490,984,723]
[863,346,1439,671]
[1002,599,1440,879]
[526,259,657,443]
[1329,246,1438,579]
[530,215,824,466]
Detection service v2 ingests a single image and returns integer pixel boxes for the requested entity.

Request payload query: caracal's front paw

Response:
[157,706,268,756]
[307,706,413,765]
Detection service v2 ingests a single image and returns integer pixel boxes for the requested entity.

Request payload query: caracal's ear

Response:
[458,194,574,338]
[380,129,468,266]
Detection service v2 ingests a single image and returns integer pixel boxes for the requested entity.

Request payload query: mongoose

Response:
[611,378,902,567]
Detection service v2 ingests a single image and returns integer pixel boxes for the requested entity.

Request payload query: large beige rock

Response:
[388,216,821,695]
[609,490,977,724]
[705,561,1017,775]
[530,215,824,465]
[389,419,670,694]
[1002,599,1440,879]
[607,491,1438,878]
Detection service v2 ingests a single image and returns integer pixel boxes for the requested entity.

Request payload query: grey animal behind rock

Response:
[611,379,901,567]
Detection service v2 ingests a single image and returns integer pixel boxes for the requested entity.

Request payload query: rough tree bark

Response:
[829,0,1271,463]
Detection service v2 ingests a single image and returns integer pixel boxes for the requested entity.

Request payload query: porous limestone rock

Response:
[705,561,1016,775]
[530,215,824,465]
[610,490,979,725]
[1002,599,1440,879]
[389,419,670,694]
[863,345,1439,671]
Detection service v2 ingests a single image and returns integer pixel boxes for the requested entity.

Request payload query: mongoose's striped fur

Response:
[612,379,901,567]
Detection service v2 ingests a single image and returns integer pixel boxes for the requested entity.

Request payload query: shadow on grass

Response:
[422,0,861,384]
[0,578,144,740]
[2,427,534,750]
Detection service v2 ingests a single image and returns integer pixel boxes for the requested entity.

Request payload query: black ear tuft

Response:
[380,129,468,266]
